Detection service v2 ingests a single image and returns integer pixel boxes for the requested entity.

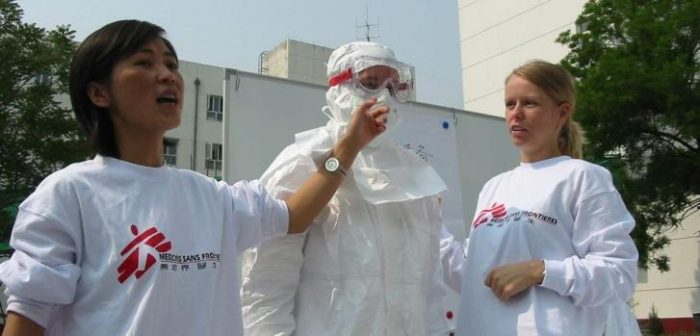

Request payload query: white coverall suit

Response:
[241,41,451,336]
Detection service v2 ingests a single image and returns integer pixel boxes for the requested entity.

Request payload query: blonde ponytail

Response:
[560,119,585,159]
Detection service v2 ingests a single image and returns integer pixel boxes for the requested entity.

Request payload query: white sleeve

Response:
[4,294,56,329]
[241,232,307,336]
[0,208,81,327]
[439,225,468,293]
[230,180,289,253]
[540,190,638,306]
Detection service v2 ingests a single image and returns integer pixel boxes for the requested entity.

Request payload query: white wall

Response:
[633,212,700,319]
[458,0,587,116]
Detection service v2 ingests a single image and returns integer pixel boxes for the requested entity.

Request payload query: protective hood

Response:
[325,41,416,148]
[315,41,444,203]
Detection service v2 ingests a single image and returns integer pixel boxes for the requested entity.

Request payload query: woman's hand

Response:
[329,97,388,171]
[344,97,388,148]
[484,259,545,302]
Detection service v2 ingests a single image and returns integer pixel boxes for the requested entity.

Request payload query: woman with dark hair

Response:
[68,19,182,158]
[0,20,388,336]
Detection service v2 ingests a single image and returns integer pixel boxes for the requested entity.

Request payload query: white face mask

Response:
[326,86,402,148]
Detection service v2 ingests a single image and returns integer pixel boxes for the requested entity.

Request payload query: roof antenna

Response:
[356,3,379,41]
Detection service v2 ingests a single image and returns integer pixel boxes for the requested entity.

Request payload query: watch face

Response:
[325,157,340,172]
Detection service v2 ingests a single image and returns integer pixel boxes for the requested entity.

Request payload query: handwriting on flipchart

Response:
[400,143,434,162]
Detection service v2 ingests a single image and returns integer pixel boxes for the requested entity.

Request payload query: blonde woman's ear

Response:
[558,102,572,122]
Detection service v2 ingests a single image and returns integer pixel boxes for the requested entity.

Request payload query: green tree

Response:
[0,0,91,242]
[558,0,700,271]
[647,305,665,336]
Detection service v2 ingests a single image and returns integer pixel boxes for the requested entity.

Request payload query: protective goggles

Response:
[328,56,414,103]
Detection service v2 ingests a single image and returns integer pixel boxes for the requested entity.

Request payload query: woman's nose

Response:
[157,65,177,84]
[511,103,524,118]
[506,104,523,119]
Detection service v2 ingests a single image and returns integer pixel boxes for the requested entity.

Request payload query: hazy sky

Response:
[16,0,464,109]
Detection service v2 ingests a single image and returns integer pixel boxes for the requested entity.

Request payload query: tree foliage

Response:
[0,0,91,241]
[558,0,700,271]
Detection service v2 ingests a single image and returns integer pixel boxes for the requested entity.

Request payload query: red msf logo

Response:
[472,203,507,229]
[117,225,172,283]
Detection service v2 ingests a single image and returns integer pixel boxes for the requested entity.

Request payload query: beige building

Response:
[458,0,700,330]
[260,39,334,87]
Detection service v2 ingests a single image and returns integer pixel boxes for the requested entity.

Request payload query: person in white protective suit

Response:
[240,41,452,336]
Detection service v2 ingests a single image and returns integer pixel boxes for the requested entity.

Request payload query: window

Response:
[34,73,51,86]
[205,142,223,177]
[163,138,178,167]
[207,95,223,121]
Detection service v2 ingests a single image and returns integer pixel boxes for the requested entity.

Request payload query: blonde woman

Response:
[444,60,638,335]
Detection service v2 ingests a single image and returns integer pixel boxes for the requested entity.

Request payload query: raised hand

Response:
[343,97,389,151]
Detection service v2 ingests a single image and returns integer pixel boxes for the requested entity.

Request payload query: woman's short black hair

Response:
[69,20,178,158]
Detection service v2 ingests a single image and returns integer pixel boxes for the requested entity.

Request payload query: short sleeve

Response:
[230,180,289,253]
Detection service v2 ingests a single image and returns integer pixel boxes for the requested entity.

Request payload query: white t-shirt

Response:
[0,155,288,336]
[454,156,638,336]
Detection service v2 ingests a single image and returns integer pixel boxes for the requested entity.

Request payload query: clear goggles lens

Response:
[329,58,414,102]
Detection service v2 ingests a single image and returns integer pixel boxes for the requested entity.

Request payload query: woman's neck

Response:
[520,147,563,163]
[115,129,165,167]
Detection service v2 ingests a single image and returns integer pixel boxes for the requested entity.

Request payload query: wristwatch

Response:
[323,156,347,176]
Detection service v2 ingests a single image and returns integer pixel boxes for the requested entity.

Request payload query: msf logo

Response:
[472,203,507,229]
[117,225,172,283]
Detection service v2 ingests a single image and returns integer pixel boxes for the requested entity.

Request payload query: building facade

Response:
[634,212,700,333]
[458,0,587,117]
[162,60,227,179]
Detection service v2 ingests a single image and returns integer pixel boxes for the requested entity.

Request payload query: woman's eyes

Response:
[362,80,379,89]
[132,58,178,71]
[134,59,152,67]
[504,100,538,108]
